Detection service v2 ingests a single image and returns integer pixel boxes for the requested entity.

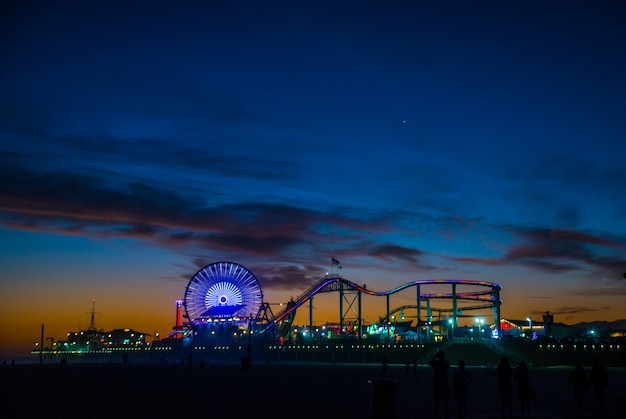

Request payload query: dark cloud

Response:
[200,233,298,256]
[531,306,614,322]
[517,228,620,248]
[0,164,392,275]
[1,162,460,293]
[9,163,622,288]
[252,264,323,293]
[515,155,626,228]
[530,307,603,317]
[504,227,626,279]
[368,243,425,264]
[450,226,626,280]
[1,129,299,189]
[564,287,626,297]
[173,259,323,294]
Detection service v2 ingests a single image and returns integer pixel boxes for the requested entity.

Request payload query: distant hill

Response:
[569,319,626,330]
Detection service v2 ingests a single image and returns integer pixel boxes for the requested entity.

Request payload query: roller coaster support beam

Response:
[309,296,314,341]
[494,287,501,339]
[452,283,458,327]
[339,281,344,333]
[358,290,362,339]
[426,298,432,341]
[416,284,421,343]
[386,294,390,339]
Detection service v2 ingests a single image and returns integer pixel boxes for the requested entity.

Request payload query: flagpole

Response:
[331,257,342,276]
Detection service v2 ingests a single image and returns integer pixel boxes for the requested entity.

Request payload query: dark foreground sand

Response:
[1,361,623,418]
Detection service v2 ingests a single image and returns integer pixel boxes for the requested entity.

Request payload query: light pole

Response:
[526,317,533,339]
[475,318,484,339]
[448,318,454,339]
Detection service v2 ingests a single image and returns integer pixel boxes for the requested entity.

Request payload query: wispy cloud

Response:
[564,288,626,297]
[0,164,396,266]
[531,306,614,322]
[450,226,626,281]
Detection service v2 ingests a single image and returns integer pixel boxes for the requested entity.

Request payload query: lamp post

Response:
[475,318,484,339]
[526,317,532,339]
[448,318,454,339]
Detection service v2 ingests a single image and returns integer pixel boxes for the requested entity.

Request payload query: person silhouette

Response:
[514,361,533,417]
[452,359,471,419]
[429,350,450,419]
[496,356,513,418]
[589,358,608,409]
[567,364,588,409]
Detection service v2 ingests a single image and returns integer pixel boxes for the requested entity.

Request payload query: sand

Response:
[1,361,623,418]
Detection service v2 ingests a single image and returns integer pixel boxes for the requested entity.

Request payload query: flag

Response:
[332,257,342,269]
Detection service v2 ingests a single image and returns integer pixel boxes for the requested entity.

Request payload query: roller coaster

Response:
[254,275,502,340]
[180,262,503,344]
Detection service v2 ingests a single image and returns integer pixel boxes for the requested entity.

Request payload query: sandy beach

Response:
[1,361,623,418]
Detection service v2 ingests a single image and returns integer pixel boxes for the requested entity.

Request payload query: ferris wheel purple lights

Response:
[184,261,263,324]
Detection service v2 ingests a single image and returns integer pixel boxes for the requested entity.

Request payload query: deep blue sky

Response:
[1,1,625,355]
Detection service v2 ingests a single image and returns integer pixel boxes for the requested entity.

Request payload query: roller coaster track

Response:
[380,302,497,323]
[256,276,501,334]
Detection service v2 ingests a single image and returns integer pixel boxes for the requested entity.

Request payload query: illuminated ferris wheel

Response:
[184,261,263,325]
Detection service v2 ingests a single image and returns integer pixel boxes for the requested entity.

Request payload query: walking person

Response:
[589,358,608,409]
[496,356,513,419]
[452,359,471,419]
[514,361,533,417]
[567,363,588,409]
[429,350,450,419]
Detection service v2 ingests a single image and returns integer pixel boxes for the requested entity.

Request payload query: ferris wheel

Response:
[184,261,263,324]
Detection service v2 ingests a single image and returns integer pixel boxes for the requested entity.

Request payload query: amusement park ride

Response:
[34,263,626,367]
[159,261,503,347]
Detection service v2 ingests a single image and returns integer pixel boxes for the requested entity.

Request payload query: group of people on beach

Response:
[428,351,609,419]
[567,358,609,410]
[429,351,475,419]
[495,355,533,418]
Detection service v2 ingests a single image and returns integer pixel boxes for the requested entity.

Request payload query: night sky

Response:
[1,1,625,357]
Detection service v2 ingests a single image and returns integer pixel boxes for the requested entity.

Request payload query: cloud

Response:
[2,160,624,296]
[252,264,323,293]
[0,164,391,268]
[449,226,626,280]
[363,243,438,272]
[504,227,626,279]
[530,306,607,317]
[563,287,626,297]
[367,243,424,262]
[175,258,322,294]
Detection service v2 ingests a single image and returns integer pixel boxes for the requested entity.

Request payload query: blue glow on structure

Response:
[205,281,243,312]
[184,262,263,325]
